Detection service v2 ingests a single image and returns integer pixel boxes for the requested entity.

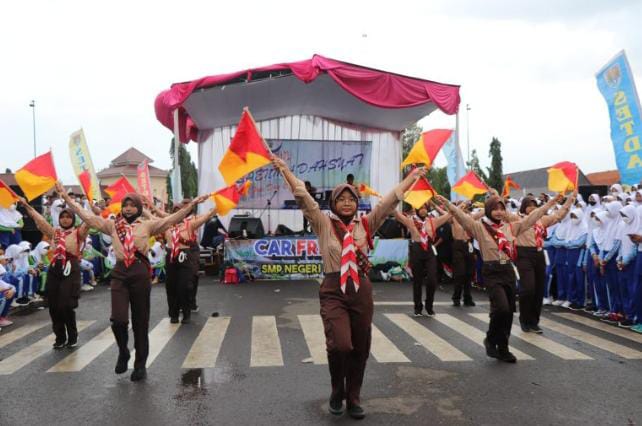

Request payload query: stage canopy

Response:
[155,54,461,142]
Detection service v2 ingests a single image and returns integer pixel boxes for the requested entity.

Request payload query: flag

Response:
[136,160,153,202]
[69,129,101,200]
[401,129,453,169]
[104,176,136,210]
[218,108,271,185]
[404,177,436,209]
[77,170,93,199]
[211,181,252,216]
[452,171,489,200]
[547,161,578,193]
[358,183,382,198]
[501,176,521,198]
[442,124,467,201]
[0,179,19,208]
[15,151,58,201]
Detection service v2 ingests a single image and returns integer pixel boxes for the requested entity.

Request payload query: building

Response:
[586,170,620,186]
[502,167,592,198]
[96,147,168,202]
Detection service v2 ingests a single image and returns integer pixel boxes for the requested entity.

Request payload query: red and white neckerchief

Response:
[337,221,360,294]
[483,217,515,260]
[170,218,194,262]
[53,229,73,265]
[115,216,136,268]
[413,216,435,251]
[533,223,547,250]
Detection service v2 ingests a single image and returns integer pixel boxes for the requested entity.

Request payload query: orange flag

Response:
[404,177,436,209]
[105,176,136,203]
[211,181,252,216]
[400,129,453,169]
[358,183,382,198]
[501,176,521,198]
[452,171,489,200]
[15,151,58,201]
[0,179,19,208]
[77,170,93,200]
[548,161,578,193]
[218,108,271,185]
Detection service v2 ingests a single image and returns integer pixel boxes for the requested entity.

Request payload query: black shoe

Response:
[66,339,78,348]
[115,351,130,374]
[584,305,597,312]
[497,347,517,363]
[569,303,584,311]
[413,311,422,317]
[52,340,66,349]
[425,309,435,317]
[463,299,476,307]
[347,405,365,420]
[520,322,531,333]
[483,338,498,359]
[452,300,461,307]
[529,324,543,334]
[619,319,634,328]
[191,305,199,313]
[170,317,179,324]
[328,397,344,416]
[130,367,147,382]
[181,316,191,324]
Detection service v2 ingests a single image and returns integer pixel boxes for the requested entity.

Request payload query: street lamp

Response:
[466,104,471,164]
[29,100,36,157]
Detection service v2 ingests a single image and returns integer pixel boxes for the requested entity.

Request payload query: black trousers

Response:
[409,243,437,313]
[110,260,151,369]
[452,240,474,302]
[482,262,517,348]
[189,244,200,309]
[165,250,195,319]
[515,247,547,326]
[47,259,81,344]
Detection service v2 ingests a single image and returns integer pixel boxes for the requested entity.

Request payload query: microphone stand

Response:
[258,190,278,235]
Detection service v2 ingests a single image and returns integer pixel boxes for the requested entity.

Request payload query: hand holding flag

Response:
[15,151,58,201]
[211,181,252,216]
[501,176,521,198]
[401,129,453,169]
[547,161,578,193]
[452,171,489,200]
[358,183,382,199]
[403,176,436,209]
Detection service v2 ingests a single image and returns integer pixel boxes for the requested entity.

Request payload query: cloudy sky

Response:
[1,0,641,183]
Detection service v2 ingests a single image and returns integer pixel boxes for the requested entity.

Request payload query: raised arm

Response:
[542,191,576,227]
[143,198,169,218]
[392,210,414,230]
[18,197,54,238]
[436,195,482,240]
[366,168,427,231]
[146,194,209,235]
[189,205,219,231]
[513,194,563,236]
[56,182,113,234]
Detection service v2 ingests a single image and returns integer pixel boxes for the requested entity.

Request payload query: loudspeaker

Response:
[229,216,265,239]
[375,217,403,239]
[274,224,295,236]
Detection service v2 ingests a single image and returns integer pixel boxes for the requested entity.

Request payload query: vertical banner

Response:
[136,160,153,202]
[171,109,183,203]
[596,50,642,185]
[69,129,101,200]
[443,116,467,200]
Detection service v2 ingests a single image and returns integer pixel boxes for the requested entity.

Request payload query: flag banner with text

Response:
[69,129,101,201]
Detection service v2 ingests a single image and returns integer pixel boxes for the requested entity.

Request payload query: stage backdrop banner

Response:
[224,237,408,280]
[239,139,372,209]
[596,50,642,185]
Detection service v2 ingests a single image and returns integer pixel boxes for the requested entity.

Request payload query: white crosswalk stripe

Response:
[370,323,411,363]
[49,326,119,373]
[129,318,181,369]
[298,315,327,365]
[0,321,94,375]
[0,321,49,350]
[468,314,593,360]
[182,317,231,369]
[385,313,472,361]
[434,314,534,360]
[251,316,284,367]
[553,313,642,345]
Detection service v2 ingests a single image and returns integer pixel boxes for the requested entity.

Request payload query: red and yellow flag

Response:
[77,170,93,200]
[218,109,271,185]
[0,179,19,208]
[452,171,489,200]
[547,161,578,193]
[15,151,58,201]
[404,177,436,209]
[401,129,453,169]
[358,183,382,198]
[501,175,521,198]
[211,181,252,216]
[105,176,136,203]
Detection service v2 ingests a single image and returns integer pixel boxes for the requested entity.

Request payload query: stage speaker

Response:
[375,217,403,239]
[274,224,295,236]
[229,216,265,239]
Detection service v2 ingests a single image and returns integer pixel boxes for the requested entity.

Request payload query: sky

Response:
[1,0,641,184]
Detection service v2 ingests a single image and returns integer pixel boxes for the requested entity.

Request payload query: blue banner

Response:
[596,51,642,185]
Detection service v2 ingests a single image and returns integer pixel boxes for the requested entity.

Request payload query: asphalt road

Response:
[1,278,641,426]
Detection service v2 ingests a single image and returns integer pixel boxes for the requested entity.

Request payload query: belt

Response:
[484,259,510,266]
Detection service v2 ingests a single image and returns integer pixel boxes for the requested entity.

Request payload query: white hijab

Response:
[602,202,623,251]
[610,183,623,194]
[31,241,50,264]
[592,211,611,249]
[618,204,642,256]
[565,208,588,242]
[0,205,23,227]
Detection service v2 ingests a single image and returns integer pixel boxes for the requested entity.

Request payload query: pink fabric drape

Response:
[154,54,460,143]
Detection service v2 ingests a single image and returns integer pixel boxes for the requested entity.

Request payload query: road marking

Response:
[385,314,471,361]
[0,321,49,349]
[370,323,410,363]
[554,313,642,345]
[0,321,94,375]
[298,315,327,365]
[435,314,534,360]
[374,301,489,306]
[469,314,592,360]
[251,316,284,367]
[539,317,642,360]
[182,317,231,369]
[48,326,118,372]
[129,318,181,369]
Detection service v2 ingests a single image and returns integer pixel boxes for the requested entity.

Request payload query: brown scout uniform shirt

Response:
[395,213,451,243]
[507,198,573,248]
[32,213,88,257]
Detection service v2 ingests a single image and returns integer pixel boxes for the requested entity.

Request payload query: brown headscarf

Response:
[484,195,506,224]
[121,193,143,223]
[519,196,538,215]
[330,184,360,220]
[58,208,76,230]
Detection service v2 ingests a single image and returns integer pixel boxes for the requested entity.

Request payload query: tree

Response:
[427,166,451,197]
[486,137,503,192]
[166,138,198,203]
[467,149,487,182]
[401,123,423,159]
